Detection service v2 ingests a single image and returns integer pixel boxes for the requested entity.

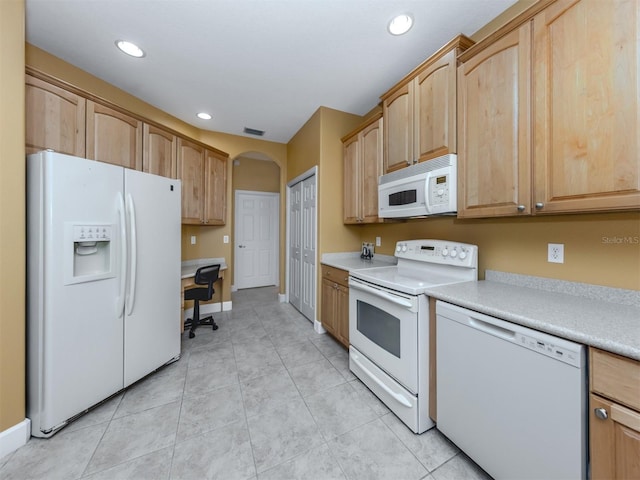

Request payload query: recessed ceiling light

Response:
[197,112,212,120]
[388,14,413,35]
[115,40,145,58]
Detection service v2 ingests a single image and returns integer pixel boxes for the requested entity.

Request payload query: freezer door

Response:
[27,151,125,435]
[123,169,181,386]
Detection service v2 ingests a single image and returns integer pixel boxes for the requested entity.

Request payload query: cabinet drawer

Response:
[321,265,349,288]
[590,348,640,411]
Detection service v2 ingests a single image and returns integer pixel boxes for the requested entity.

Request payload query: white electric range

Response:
[348,239,478,433]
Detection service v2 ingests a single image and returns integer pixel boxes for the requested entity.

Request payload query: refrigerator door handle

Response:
[126,194,138,316]
[116,193,127,318]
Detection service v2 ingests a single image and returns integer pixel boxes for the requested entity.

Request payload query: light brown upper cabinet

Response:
[381,35,474,174]
[143,123,177,178]
[86,100,143,170]
[457,24,532,218]
[177,137,205,224]
[342,113,383,224]
[532,0,639,213]
[26,74,86,156]
[458,0,639,218]
[203,149,227,225]
[177,137,228,225]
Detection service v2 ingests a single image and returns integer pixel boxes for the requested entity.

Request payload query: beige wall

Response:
[0,0,25,432]
[356,212,640,290]
[318,107,363,255]
[232,157,280,193]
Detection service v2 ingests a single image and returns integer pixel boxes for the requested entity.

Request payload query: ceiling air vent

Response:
[243,127,265,136]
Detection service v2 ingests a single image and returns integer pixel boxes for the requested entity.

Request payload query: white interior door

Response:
[300,175,316,320]
[287,168,317,322]
[288,182,302,310]
[234,191,279,289]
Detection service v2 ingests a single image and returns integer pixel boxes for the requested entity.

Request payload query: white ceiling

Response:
[25,0,516,143]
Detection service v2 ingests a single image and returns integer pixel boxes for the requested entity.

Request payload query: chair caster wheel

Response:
[189,331,195,339]
[212,323,219,331]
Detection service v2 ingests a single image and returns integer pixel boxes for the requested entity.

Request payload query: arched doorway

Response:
[231,151,281,290]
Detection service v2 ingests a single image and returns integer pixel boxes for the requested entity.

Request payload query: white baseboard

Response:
[183,301,233,320]
[0,418,30,460]
[314,320,326,334]
[278,293,286,303]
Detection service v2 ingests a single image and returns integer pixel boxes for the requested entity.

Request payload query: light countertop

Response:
[426,276,640,361]
[321,252,397,271]
[181,258,227,279]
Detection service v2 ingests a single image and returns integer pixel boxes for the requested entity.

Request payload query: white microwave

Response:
[378,154,457,218]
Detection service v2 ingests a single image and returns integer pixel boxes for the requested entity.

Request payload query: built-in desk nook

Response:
[180,258,227,331]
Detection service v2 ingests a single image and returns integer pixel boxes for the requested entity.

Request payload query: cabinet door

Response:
[336,284,349,347]
[457,24,532,218]
[177,137,204,224]
[321,278,337,336]
[414,49,457,162]
[86,101,142,170]
[533,0,640,213]
[383,83,413,173]
[590,393,640,480]
[26,75,86,156]
[203,149,227,225]
[343,134,360,223]
[143,123,176,178]
[360,117,383,223]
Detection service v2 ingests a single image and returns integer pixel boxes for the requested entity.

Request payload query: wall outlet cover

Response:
[548,243,564,263]
[190,235,196,245]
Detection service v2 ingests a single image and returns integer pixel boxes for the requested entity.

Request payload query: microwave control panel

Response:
[427,174,450,206]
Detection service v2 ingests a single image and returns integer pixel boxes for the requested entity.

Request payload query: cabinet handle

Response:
[517,205,525,212]
[594,408,608,420]
[535,202,544,210]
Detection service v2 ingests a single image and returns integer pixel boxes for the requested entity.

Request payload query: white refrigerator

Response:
[27,150,182,438]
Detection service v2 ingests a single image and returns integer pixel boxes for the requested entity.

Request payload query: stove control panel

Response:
[395,239,477,268]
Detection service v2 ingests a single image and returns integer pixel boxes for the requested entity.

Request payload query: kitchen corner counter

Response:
[425,279,640,361]
[321,252,397,272]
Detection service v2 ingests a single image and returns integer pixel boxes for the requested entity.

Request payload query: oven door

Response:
[348,277,419,393]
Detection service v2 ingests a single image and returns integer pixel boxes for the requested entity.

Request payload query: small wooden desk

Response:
[181,260,226,332]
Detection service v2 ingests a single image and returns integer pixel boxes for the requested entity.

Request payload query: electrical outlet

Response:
[376,236,381,247]
[190,235,196,245]
[223,235,229,244]
[548,243,564,263]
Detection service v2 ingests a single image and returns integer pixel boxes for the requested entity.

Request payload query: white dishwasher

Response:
[436,301,587,480]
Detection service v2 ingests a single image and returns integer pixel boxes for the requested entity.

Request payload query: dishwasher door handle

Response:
[468,317,517,341]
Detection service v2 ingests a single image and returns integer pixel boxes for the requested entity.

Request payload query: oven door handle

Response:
[348,279,413,309]
[351,350,412,408]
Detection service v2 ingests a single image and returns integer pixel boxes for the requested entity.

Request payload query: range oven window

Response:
[389,189,417,206]
[356,300,401,358]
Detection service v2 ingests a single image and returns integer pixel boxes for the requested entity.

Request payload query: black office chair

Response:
[184,264,220,339]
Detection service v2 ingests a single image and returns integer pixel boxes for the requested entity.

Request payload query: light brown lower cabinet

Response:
[321,265,349,348]
[589,347,640,479]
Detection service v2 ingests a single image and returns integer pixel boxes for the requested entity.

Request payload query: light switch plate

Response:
[190,235,196,245]
[223,235,229,244]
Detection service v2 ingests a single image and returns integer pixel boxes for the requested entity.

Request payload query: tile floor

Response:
[0,287,492,480]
